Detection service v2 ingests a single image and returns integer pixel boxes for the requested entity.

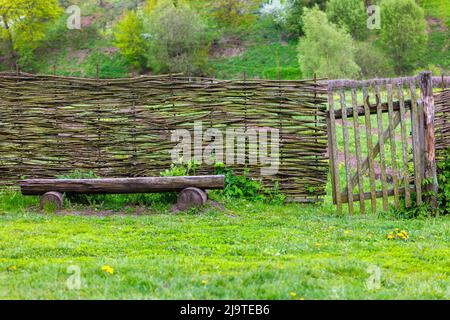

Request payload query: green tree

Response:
[0,0,62,68]
[144,2,211,75]
[379,0,428,75]
[355,41,394,78]
[211,0,261,31]
[113,10,147,70]
[284,0,328,39]
[326,0,368,40]
[298,7,360,79]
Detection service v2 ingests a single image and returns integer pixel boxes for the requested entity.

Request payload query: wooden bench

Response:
[20,175,225,211]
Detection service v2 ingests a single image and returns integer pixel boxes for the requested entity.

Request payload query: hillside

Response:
[0,0,448,79]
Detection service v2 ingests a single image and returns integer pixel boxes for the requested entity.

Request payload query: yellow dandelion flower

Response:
[7,265,17,271]
[289,292,297,298]
[201,280,208,285]
[300,297,305,300]
[387,235,395,240]
[101,265,114,275]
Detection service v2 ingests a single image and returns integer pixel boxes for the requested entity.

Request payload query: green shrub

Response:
[113,10,147,70]
[211,0,260,32]
[298,7,360,79]
[144,2,211,75]
[390,149,450,218]
[355,41,395,79]
[160,160,199,177]
[214,163,285,204]
[437,149,450,215]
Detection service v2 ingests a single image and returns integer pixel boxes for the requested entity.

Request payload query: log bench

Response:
[20,175,225,211]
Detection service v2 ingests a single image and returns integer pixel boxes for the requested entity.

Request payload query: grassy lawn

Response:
[0,189,449,300]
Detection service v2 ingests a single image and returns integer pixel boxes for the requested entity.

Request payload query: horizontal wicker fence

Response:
[435,88,449,161]
[0,72,328,202]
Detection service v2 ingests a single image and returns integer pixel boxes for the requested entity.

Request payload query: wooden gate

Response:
[326,72,447,215]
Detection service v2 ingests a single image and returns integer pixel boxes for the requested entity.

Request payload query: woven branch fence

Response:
[0,72,328,202]
[435,88,449,161]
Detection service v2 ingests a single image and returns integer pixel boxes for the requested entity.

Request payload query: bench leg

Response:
[40,191,64,211]
[176,187,207,211]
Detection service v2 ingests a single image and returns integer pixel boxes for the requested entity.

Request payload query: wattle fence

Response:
[0,71,448,207]
[0,72,328,202]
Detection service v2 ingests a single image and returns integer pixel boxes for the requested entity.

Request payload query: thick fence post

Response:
[419,71,438,210]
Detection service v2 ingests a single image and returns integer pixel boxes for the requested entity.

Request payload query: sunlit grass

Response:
[0,192,449,299]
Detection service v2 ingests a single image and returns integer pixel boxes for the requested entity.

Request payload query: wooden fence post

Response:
[419,71,438,210]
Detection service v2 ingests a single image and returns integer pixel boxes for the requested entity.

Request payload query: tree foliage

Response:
[378,0,428,75]
[283,0,328,38]
[211,0,261,31]
[144,2,211,75]
[326,0,368,40]
[0,0,62,67]
[113,10,147,69]
[355,41,394,78]
[298,7,360,79]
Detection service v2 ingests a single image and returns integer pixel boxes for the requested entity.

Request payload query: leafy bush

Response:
[437,150,450,215]
[390,149,450,218]
[214,162,285,204]
[143,2,211,75]
[211,0,260,32]
[113,10,147,70]
[160,160,199,177]
[354,41,395,79]
[298,7,360,79]
[379,0,428,75]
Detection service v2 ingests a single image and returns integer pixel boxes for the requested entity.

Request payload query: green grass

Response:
[419,0,450,25]
[207,41,301,80]
[419,0,450,73]
[0,189,449,299]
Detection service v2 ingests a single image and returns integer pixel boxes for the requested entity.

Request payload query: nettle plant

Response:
[213,162,285,204]
[392,149,450,218]
[437,150,450,215]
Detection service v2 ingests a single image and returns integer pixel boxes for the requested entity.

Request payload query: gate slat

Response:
[397,82,411,207]
[327,88,342,214]
[375,85,389,211]
[386,84,400,209]
[339,89,354,215]
[351,86,365,215]
[363,85,377,214]
[409,80,423,205]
